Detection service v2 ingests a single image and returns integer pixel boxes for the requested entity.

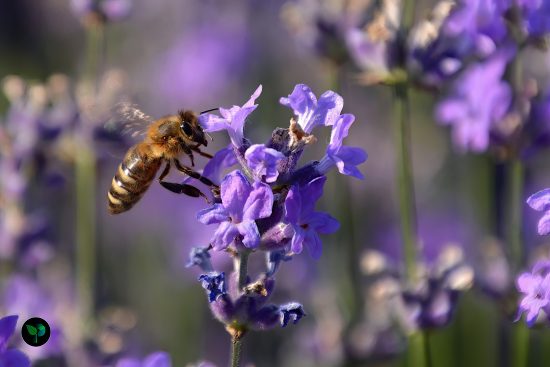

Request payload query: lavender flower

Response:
[435,47,513,152]
[527,189,550,235]
[244,144,284,183]
[0,315,30,367]
[116,351,171,367]
[284,176,340,259]
[317,114,368,179]
[280,303,306,327]
[199,272,227,303]
[197,170,273,250]
[516,0,550,39]
[199,85,262,147]
[190,84,364,362]
[279,84,343,133]
[186,246,213,272]
[516,260,550,326]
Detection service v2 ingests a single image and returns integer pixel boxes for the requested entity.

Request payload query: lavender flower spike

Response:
[317,113,367,179]
[245,144,284,183]
[116,351,172,367]
[279,84,343,133]
[516,261,550,326]
[527,188,550,235]
[284,176,340,259]
[199,85,262,147]
[0,315,30,367]
[197,170,273,250]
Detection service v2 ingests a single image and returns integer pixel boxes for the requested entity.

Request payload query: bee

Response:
[107,106,218,214]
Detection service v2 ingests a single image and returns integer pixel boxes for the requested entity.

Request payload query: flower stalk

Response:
[76,21,104,328]
[393,84,418,281]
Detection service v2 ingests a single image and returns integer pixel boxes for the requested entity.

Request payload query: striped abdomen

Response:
[108,145,162,214]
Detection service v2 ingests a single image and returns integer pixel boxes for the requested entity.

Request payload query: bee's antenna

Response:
[200,107,219,115]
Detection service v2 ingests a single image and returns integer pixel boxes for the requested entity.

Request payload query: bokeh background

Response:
[2,0,550,366]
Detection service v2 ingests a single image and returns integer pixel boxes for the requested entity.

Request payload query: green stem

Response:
[230,336,243,367]
[507,158,524,271]
[75,145,96,326]
[393,85,418,281]
[236,250,249,290]
[76,21,104,327]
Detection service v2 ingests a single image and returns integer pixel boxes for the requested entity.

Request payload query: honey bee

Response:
[107,106,218,214]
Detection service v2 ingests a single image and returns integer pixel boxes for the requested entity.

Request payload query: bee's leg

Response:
[191,146,214,159]
[181,145,195,167]
[158,161,209,202]
[173,159,218,189]
[158,161,171,181]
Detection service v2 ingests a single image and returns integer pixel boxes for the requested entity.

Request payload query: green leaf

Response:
[26,325,37,336]
[37,324,46,337]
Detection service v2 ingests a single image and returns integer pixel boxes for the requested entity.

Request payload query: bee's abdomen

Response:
[108,147,161,214]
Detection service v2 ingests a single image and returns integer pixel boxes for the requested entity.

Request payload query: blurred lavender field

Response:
[2,0,550,366]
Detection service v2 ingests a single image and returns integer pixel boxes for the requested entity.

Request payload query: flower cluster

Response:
[0,315,30,367]
[187,84,366,337]
[516,260,550,326]
[527,188,550,236]
[71,0,132,23]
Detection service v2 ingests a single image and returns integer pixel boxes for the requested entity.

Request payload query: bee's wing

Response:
[104,102,154,139]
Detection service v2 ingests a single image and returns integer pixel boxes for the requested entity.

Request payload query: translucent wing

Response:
[105,102,154,139]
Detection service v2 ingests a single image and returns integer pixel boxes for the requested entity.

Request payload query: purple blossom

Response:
[197,170,273,250]
[279,84,343,133]
[116,351,171,367]
[186,246,213,272]
[516,260,550,326]
[317,114,367,179]
[199,272,227,303]
[266,250,293,277]
[527,189,550,235]
[245,144,284,183]
[436,47,513,152]
[442,0,507,57]
[202,146,237,184]
[284,176,339,259]
[199,86,262,147]
[516,0,550,38]
[279,302,306,327]
[0,315,30,367]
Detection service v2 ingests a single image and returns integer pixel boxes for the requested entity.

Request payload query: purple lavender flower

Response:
[442,0,507,57]
[199,272,227,303]
[116,351,171,367]
[279,84,343,133]
[197,170,273,250]
[199,86,262,147]
[186,246,213,272]
[0,316,30,367]
[202,146,237,184]
[436,47,513,152]
[527,188,550,235]
[317,114,367,179]
[245,144,285,183]
[516,260,550,326]
[284,176,340,259]
[516,0,550,38]
[279,302,306,327]
[201,273,305,331]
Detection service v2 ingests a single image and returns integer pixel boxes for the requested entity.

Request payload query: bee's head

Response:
[178,110,208,147]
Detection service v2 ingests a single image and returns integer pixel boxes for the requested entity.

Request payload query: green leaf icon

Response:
[37,324,46,337]
[26,325,37,336]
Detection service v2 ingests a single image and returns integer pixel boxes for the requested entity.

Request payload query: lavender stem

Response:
[76,22,104,328]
